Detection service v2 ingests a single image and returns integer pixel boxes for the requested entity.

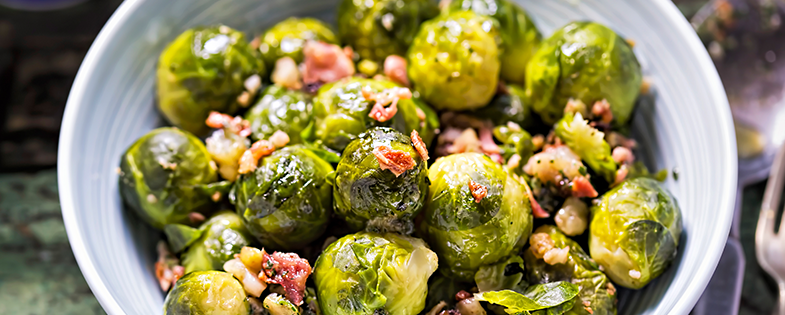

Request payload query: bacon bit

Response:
[411,130,430,161]
[188,212,206,223]
[478,125,501,155]
[154,241,183,291]
[571,176,598,198]
[206,111,252,137]
[365,86,412,122]
[301,41,355,84]
[269,130,290,148]
[532,134,545,150]
[373,145,416,176]
[261,250,313,305]
[591,99,613,124]
[614,165,629,185]
[455,290,472,301]
[383,55,410,86]
[211,191,222,202]
[416,108,426,121]
[586,307,594,314]
[272,57,302,90]
[237,91,252,107]
[521,177,549,218]
[468,180,488,203]
[583,301,591,307]
[612,146,635,164]
[237,140,276,174]
[238,150,257,175]
[606,282,617,296]
[529,232,555,259]
[369,101,399,122]
[507,154,522,169]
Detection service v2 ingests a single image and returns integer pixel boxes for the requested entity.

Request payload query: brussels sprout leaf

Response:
[475,255,527,292]
[620,220,678,280]
[194,180,233,197]
[555,112,616,182]
[163,224,204,253]
[475,281,579,314]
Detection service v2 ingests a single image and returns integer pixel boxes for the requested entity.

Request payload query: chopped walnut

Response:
[301,41,355,84]
[269,130,291,148]
[543,246,570,265]
[224,258,266,297]
[468,180,487,203]
[591,99,613,124]
[606,282,617,296]
[529,232,555,259]
[272,57,302,90]
[237,91,252,107]
[237,140,276,174]
[373,145,416,177]
[411,130,429,161]
[211,191,222,202]
[383,55,410,86]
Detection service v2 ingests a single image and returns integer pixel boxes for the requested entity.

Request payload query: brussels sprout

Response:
[313,232,438,315]
[475,255,527,293]
[589,178,682,289]
[165,211,254,274]
[245,84,313,143]
[555,112,616,182]
[259,17,338,69]
[420,153,533,282]
[157,25,264,135]
[232,145,333,250]
[476,84,534,128]
[164,271,250,315]
[119,127,219,229]
[308,77,437,152]
[334,127,428,233]
[523,226,617,315]
[525,22,642,125]
[337,0,438,62]
[443,0,542,85]
[408,10,501,111]
[493,123,534,175]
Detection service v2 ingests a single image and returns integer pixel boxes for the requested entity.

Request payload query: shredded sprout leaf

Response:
[475,281,579,314]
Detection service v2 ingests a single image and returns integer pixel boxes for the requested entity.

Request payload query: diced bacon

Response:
[205,111,251,137]
[188,212,206,223]
[272,57,302,90]
[261,250,313,305]
[383,55,410,86]
[411,130,430,161]
[368,101,399,122]
[154,241,183,292]
[373,145,416,176]
[478,125,501,155]
[507,154,522,169]
[364,86,412,122]
[468,180,488,203]
[269,130,290,148]
[237,140,276,174]
[614,164,629,185]
[301,41,355,84]
[571,176,598,198]
[521,176,549,218]
[612,146,635,165]
[455,290,472,301]
[591,99,613,124]
[416,108,426,121]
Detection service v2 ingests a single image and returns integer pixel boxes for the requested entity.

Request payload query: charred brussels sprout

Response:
[313,232,438,315]
[408,10,501,111]
[524,225,617,315]
[525,22,642,125]
[119,127,219,229]
[232,145,333,250]
[334,127,429,233]
[589,178,682,289]
[245,84,312,143]
[308,77,437,152]
[337,0,438,62]
[157,25,264,135]
[164,271,250,315]
[164,211,254,274]
[259,17,338,68]
[443,0,542,85]
[420,153,533,282]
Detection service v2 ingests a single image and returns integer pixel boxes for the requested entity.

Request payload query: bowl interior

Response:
[58,0,737,314]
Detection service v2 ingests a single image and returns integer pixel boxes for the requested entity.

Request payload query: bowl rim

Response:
[57,0,738,314]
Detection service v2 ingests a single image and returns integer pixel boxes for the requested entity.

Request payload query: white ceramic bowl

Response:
[58,0,737,314]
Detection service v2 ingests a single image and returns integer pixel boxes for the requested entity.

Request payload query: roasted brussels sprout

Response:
[334,127,429,233]
[308,77,437,152]
[589,178,682,289]
[259,17,338,69]
[477,84,534,128]
[164,271,250,315]
[408,10,501,111]
[164,211,254,274]
[245,84,313,143]
[525,22,642,125]
[420,153,533,281]
[232,145,333,250]
[119,127,219,229]
[443,0,542,85]
[524,225,617,315]
[336,0,438,62]
[313,232,438,315]
[157,25,264,135]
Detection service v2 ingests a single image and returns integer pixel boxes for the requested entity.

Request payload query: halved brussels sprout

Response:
[337,0,438,62]
[525,21,642,125]
[157,25,264,135]
[523,225,617,315]
[589,178,682,289]
[232,145,333,250]
[119,127,219,229]
[477,84,534,129]
[334,127,429,233]
[408,10,501,111]
[259,17,338,69]
[164,211,254,274]
[420,153,533,282]
[307,77,437,152]
[313,232,438,315]
[245,84,313,143]
[164,271,250,315]
[443,0,542,85]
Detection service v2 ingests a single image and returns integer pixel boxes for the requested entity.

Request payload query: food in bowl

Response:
[116,0,684,314]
